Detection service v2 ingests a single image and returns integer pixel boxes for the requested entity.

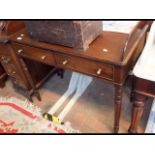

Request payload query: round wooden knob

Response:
[41,55,47,60]
[18,49,23,54]
[17,37,23,41]
[102,48,108,53]
[12,71,16,74]
[62,60,68,65]
[97,68,102,75]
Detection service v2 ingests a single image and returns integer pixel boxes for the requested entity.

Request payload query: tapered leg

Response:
[114,85,123,133]
[26,91,33,102]
[35,90,41,101]
[128,93,147,133]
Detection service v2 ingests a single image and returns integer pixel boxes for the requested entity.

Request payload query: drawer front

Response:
[12,43,55,66]
[55,54,113,80]
[0,55,21,79]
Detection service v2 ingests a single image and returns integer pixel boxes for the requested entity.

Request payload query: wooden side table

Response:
[9,21,151,133]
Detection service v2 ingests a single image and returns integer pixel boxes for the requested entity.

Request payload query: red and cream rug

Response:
[0,97,79,133]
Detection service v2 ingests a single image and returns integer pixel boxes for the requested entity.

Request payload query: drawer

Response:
[0,55,21,79]
[12,43,55,66]
[55,54,113,80]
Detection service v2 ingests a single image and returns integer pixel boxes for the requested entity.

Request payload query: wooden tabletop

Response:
[9,29,130,65]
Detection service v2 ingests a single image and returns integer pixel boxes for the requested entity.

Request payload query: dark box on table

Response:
[25,21,103,50]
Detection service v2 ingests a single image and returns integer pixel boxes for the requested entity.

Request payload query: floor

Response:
[0,71,153,133]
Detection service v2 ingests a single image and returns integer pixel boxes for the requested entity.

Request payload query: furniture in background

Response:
[0,21,64,101]
[129,22,155,133]
[9,21,151,133]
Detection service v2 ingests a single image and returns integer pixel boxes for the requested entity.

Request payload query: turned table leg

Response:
[35,90,41,101]
[128,93,147,133]
[114,85,123,133]
[26,91,33,102]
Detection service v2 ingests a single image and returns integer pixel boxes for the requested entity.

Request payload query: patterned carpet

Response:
[0,97,79,133]
[0,71,147,133]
